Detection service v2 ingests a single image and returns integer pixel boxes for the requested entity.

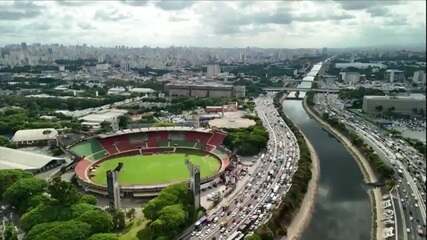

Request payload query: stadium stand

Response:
[129,132,147,144]
[70,138,105,157]
[207,131,227,147]
[185,131,210,145]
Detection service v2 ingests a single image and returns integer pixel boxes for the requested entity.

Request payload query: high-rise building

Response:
[207,64,221,79]
[412,70,426,84]
[339,72,360,86]
[385,69,405,83]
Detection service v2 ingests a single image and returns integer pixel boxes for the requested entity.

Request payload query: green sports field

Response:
[91,151,221,186]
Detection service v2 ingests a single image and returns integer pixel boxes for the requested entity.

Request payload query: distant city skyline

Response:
[0,0,426,48]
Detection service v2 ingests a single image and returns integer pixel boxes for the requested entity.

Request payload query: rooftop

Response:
[11,128,58,142]
[0,147,64,170]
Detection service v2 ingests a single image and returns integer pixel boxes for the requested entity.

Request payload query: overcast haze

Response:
[0,0,426,48]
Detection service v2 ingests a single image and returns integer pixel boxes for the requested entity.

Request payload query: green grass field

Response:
[91,152,221,186]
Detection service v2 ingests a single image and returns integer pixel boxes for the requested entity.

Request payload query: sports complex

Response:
[69,127,231,197]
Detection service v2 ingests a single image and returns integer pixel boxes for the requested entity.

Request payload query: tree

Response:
[100,121,112,132]
[78,210,113,234]
[0,169,32,198]
[4,224,18,240]
[79,194,97,205]
[126,208,136,220]
[25,220,92,240]
[3,177,47,213]
[47,177,80,206]
[88,233,119,240]
[111,210,126,231]
[118,115,129,129]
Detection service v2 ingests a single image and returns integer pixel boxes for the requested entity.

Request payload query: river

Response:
[282,99,372,240]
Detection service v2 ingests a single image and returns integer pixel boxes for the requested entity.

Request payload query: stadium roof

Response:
[11,128,58,142]
[0,147,65,171]
[98,126,212,138]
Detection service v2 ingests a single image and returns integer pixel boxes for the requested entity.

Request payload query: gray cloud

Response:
[155,1,194,10]
[294,12,354,22]
[94,9,129,21]
[204,4,354,35]
[120,0,149,6]
[366,7,390,17]
[337,0,401,10]
[55,0,95,6]
[0,1,43,20]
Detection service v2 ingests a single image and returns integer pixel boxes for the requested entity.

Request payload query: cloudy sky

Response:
[0,0,425,48]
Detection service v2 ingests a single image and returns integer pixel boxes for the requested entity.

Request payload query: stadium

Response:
[69,127,231,197]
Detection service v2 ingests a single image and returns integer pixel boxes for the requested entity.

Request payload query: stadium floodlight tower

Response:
[185,159,201,211]
[107,162,123,210]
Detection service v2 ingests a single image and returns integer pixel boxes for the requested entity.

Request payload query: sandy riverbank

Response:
[302,97,384,240]
[285,133,320,240]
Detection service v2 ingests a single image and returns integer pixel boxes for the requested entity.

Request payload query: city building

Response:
[335,62,387,69]
[129,87,156,96]
[79,109,128,130]
[11,128,58,146]
[207,64,221,78]
[0,146,65,173]
[412,70,426,84]
[107,87,128,95]
[166,83,245,98]
[363,94,426,116]
[339,72,360,86]
[385,69,405,83]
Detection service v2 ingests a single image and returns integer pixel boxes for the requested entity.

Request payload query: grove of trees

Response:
[223,115,269,156]
[0,171,119,240]
[137,184,196,240]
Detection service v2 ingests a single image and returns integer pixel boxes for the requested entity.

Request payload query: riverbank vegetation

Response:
[307,95,396,189]
[223,115,269,156]
[249,92,313,239]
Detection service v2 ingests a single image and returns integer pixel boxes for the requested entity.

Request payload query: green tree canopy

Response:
[0,169,32,198]
[3,177,47,213]
[25,220,92,240]
[47,177,81,206]
[78,210,113,234]
[88,233,119,240]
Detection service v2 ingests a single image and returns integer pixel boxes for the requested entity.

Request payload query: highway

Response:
[188,94,300,239]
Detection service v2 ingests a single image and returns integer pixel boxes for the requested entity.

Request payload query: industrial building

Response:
[0,147,65,173]
[363,95,426,116]
[166,83,245,98]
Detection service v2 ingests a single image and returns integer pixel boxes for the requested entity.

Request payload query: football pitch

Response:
[91,152,221,186]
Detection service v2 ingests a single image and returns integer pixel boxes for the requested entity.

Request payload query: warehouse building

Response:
[363,95,426,116]
[0,147,65,173]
